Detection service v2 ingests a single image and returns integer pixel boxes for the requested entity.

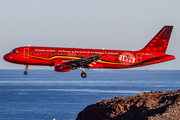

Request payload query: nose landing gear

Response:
[24,65,28,75]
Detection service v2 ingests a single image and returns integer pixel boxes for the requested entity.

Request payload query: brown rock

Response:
[76,90,180,120]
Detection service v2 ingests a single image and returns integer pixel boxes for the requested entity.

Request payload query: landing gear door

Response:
[24,48,29,58]
[136,53,142,63]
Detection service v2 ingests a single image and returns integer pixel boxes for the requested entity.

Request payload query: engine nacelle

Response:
[54,62,70,72]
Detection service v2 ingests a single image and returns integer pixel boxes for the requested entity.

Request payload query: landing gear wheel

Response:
[24,71,28,75]
[81,72,87,78]
[24,65,28,75]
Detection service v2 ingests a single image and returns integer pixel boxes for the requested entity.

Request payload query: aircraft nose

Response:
[3,54,12,62]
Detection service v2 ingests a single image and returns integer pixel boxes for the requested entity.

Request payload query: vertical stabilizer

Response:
[141,26,173,53]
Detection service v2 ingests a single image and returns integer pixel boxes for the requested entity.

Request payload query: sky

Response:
[0,0,180,70]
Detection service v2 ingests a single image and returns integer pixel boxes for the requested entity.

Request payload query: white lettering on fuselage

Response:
[119,52,135,65]
[35,49,119,55]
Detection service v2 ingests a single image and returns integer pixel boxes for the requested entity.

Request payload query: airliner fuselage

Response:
[3,26,175,78]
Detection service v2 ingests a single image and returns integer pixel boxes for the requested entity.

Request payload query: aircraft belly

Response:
[98,62,129,69]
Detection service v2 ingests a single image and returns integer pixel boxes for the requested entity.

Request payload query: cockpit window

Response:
[10,50,15,53]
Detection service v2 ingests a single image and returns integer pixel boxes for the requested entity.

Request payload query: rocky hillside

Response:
[76,90,180,120]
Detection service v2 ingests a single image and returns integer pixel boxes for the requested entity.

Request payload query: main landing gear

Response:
[24,65,28,75]
[81,68,87,78]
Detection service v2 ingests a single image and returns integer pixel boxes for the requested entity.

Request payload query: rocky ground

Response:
[76,90,180,120]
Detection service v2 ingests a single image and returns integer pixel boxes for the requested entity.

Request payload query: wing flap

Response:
[69,54,103,68]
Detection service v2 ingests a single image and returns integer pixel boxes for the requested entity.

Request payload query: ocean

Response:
[0,69,180,120]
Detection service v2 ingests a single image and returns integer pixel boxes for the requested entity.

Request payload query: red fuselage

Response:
[3,46,175,68]
[3,26,175,78]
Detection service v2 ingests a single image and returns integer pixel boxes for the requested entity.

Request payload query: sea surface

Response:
[0,69,180,120]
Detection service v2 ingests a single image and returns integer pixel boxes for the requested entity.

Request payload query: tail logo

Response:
[142,26,173,53]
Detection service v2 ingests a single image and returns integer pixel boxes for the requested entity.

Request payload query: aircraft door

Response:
[24,48,29,58]
[136,53,142,63]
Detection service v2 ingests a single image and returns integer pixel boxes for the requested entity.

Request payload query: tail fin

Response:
[141,26,173,53]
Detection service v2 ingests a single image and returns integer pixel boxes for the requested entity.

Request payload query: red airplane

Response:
[3,26,175,78]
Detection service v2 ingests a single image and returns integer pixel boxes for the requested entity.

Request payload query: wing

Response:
[69,54,103,68]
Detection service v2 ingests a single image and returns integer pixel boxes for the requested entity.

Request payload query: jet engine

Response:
[54,62,70,72]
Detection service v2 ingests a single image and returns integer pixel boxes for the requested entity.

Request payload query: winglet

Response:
[141,26,173,53]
